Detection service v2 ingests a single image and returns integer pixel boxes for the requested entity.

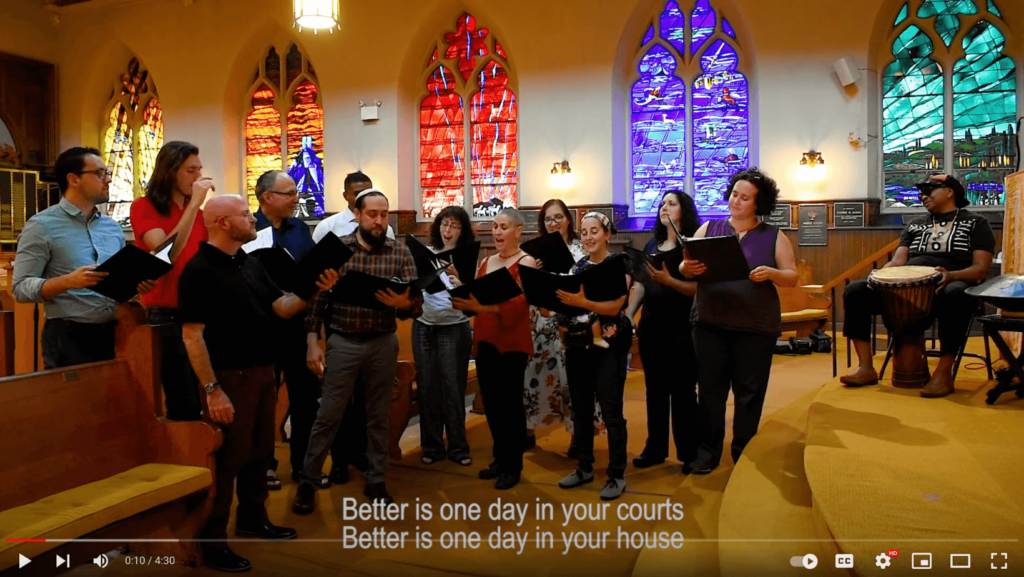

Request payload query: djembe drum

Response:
[868,266,942,388]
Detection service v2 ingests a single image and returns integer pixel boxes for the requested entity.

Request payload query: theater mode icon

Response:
[950,553,971,569]
[835,554,854,568]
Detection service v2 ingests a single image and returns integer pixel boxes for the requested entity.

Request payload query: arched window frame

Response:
[100,57,162,226]
[628,0,752,218]
[416,13,519,221]
[243,43,325,215]
[877,0,1020,212]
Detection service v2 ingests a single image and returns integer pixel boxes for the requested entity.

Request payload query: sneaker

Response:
[600,478,626,501]
[494,473,520,490]
[363,482,394,505]
[558,468,594,489]
[478,461,500,480]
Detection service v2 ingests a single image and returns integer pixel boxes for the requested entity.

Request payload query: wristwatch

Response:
[203,382,219,394]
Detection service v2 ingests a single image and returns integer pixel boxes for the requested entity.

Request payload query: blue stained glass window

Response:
[642,25,654,46]
[632,45,687,215]
[953,20,1016,206]
[690,0,717,54]
[883,26,945,207]
[987,0,1001,16]
[692,40,747,217]
[659,1,686,55]
[894,3,908,26]
[722,18,735,38]
[917,0,978,46]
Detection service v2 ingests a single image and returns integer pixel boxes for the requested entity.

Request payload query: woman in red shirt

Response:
[130,141,215,421]
[452,208,536,490]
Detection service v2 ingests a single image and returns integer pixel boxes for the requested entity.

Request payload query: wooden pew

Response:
[779,260,832,336]
[0,303,220,574]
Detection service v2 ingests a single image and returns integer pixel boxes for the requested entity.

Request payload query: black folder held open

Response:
[331,267,443,311]
[249,232,355,301]
[682,235,751,283]
[520,256,628,317]
[623,245,684,284]
[404,235,481,295]
[448,266,523,306]
[91,244,174,303]
[520,233,576,274]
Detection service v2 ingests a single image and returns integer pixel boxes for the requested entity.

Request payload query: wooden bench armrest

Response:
[800,284,825,293]
[145,420,222,470]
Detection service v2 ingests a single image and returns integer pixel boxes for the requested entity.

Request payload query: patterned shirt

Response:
[898,209,995,271]
[306,232,421,335]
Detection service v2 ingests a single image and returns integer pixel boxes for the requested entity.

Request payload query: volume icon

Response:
[93,554,109,568]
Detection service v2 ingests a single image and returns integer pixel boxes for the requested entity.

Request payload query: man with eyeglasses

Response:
[13,146,145,369]
[840,174,995,398]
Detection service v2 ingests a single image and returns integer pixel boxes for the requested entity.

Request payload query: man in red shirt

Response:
[130,141,215,421]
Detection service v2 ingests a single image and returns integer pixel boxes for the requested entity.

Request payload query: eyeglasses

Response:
[918,187,946,200]
[79,168,113,179]
[543,214,567,225]
[440,221,462,231]
[268,190,298,198]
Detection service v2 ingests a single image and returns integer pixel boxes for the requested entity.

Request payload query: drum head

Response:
[869,265,940,284]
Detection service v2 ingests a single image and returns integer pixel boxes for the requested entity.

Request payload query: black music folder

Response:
[683,235,751,283]
[448,266,522,306]
[91,244,173,303]
[258,232,354,300]
[404,235,481,294]
[520,256,628,317]
[520,233,576,274]
[623,245,684,284]
[332,271,414,311]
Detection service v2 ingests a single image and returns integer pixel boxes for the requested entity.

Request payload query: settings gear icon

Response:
[875,553,892,569]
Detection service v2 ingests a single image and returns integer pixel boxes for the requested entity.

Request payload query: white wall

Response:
[3,0,1019,214]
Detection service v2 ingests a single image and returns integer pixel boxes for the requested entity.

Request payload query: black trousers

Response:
[147,308,202,421]
[201,366,277,540]
[273,347,322,476]
[41,318,116,370]
[843,279,974,355]
[691,323,776,465]
[475,342,528,476]
[565,346,629,479]
[637,322,699,463]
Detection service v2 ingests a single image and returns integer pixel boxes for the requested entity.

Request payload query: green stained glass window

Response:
[987,0,1001,16]
[952,20,1016,206]
[917,0,978,46]
[883,26,945,207]
[895,3,908,26]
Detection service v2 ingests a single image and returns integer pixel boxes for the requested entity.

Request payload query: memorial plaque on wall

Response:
[798,204,828,246]
[764,203,792,229]
[834,202,865,228]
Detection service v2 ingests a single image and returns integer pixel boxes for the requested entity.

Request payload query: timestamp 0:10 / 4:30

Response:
[123,556,176,565]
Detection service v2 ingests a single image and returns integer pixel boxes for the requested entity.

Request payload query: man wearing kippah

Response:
[840,174,995,398]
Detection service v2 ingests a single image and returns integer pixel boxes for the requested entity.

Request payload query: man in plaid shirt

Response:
[293,189,422,510]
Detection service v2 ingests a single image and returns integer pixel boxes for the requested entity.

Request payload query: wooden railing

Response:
[817,239,901,377]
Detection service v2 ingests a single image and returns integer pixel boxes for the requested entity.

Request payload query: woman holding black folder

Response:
[414,207,475,466]
[679,168,797,474]
[624,191,701,471]
[452,208,536,490]
[554,212,633,501]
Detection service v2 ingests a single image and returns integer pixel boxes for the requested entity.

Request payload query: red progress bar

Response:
[6,539,47,542]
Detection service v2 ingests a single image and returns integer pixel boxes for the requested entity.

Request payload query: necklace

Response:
[928,208,960,251]
[729,217,759,235]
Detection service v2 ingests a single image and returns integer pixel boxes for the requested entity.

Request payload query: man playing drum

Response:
[840,174,995,398]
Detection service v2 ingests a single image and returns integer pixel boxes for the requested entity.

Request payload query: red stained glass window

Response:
[495,38,506,59]
[420,65,465,219]
[444,13,489,81]
[470,61,517,214]
[245,85,282,211]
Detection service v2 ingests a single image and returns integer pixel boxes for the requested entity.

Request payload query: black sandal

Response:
[421,456,441,465]
[266,470,282,491]
[451,456,472,466]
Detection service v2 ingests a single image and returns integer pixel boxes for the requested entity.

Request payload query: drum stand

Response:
[978,315,1024,405]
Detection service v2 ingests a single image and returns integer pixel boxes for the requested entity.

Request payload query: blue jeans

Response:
[412,320,472,461]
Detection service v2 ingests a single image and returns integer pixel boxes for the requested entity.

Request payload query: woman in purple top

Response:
[679,168,797,474]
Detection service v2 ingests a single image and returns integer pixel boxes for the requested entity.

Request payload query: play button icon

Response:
[18,554,31,569]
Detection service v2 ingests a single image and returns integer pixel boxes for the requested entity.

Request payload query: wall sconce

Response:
[550,161,574,190]
[797,151,827,182]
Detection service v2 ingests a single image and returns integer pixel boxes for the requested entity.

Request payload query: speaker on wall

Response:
[833,57,860,86]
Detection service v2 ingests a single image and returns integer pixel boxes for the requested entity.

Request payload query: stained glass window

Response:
[642,25,655,46]
[895,3,908,25]
[287,82,326,216]
[987,0,1001,16]
[883,26,945,207]
[632,46,686,215]
[690,0,717,54]
[631,1,747,217]
[101,58,162,226]
[244,45,325,215]
[104,103,134,224]
[953,20,1017,206]
[421,66,465,219]
[692,40,748,216]
[419,14,518,219]
[470,61,518,216]
[884,5,1016,210]
[917,0,977,47]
